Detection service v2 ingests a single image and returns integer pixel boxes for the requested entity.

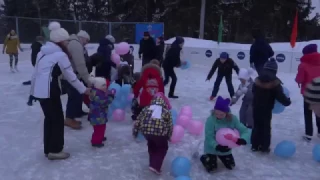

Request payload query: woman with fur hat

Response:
[231,68,255,128]
[133,93,173,175]
[296,44,320,142]
[30,22,90,160]
[88,77,115,147]
[251,58,291,152]
[201,96,250,172]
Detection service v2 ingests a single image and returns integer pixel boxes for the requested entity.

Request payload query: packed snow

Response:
[0,42,319,180]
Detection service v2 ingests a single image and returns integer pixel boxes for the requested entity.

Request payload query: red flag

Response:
[290,9,298,48]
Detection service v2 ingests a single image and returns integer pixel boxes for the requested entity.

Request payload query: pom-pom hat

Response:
[214,96,231,113]
[48,22,70,43]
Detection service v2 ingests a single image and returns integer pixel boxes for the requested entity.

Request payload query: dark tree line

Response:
[1,0,319,43]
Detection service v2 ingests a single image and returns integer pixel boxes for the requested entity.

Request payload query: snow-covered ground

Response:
[0,46,319,180]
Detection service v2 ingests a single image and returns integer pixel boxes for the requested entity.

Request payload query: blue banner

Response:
[135,24,164,44]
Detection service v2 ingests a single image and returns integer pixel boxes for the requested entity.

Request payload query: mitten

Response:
[216,145,231,152]
[236,138,247,145]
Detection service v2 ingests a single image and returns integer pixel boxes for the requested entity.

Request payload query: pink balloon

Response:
[216,128,240,148]
[111,53,121,65]
[187,120,204,135]
[170,125,184,144]
[115,42,130,55]
[180,109,192,118]
[112,109,125,121]
[177,115,191,128]
[181,106,192,112]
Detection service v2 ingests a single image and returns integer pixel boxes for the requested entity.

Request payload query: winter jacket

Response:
[295,52,320,94]
[3,34,20,54]
[30,42,86,99]
[133,63,164,107]
[155,42,165,61]
[204,114,250,156]
[206,58,240,79]
[31,41,42,67]
[88,87,114,125]
[249,37,274,67]
[133,96,173,138]
[115,64,135,86]
[163,44,182,69]
[94,38,116,80]
[252,71,291,116]
[67,34,91,85]
[232,78,254,127]
[139,38,156,60]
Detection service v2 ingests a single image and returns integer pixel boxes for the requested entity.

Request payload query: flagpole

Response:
[199,0,206,39]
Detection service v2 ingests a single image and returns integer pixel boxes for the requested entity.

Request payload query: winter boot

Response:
[92,143,104,148]
[64,118,82,130]
[302,135,312,142]
[209,96,215,101]
[149,167,161,175]
[103,137,107,141]
[47,151,70,160]
[22,81,31,85]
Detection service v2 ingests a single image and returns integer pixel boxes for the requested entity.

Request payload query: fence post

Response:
[108,22,112,35]
[79,21,82,31]
[15,17,19,35]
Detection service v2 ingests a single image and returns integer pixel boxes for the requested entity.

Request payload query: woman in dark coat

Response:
[155,36,165,66]
[162,36,185,98]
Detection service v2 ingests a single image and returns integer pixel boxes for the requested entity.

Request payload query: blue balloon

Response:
[175,176,191,180]
[137,131,145,141]
[108,83,121,96]
[274,140,296,158]
[312,144,320,162]
[272,87,290,114]
[120,84,132,95]
[180,59,191,70]
[112,99,126,109]
[171,157,191,177]
[170,109,178,125]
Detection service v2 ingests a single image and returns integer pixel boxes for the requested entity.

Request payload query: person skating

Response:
[251,58,291,153]
[295,44,320,142]
[3,29,23,72]
[162,36,185,98]
[64,30,91,129]
[30,21,89,160]
[206,52,239,101]
[138,31,157,66]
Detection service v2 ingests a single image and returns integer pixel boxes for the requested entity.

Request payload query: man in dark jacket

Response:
[206,52,240,101]
[139,31,156,66]
[251,58,291,153]
[249,29,274,74]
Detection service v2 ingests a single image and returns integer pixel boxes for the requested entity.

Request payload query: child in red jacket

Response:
[132,60,164,121]
[295,44,320,142]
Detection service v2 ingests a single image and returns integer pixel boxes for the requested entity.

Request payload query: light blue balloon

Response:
[121,84,132,96]
[180,59,191,70]
[137,131,145,141]
[171,157,191,177]
[312,144,320,162]
[108,83,121,96]
[112,99,126,109]
[274,140,296,158]
[272,87,290,114]
[175,176,191,180]
[170,109,178,125]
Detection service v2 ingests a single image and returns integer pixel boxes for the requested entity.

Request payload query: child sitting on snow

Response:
[231,68,255,128]
[201,96,249,172]
[133,93,173,175]
[88,77,115,148]
[251,58,291,152]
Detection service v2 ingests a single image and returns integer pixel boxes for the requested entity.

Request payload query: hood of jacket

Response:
[141,63,162,78]
[150,96,168,109]
[300,52,320,65]
[40,41,63,55]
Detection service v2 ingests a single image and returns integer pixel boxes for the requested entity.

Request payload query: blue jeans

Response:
[64,80,83,119]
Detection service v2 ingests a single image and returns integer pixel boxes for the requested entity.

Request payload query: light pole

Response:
[199,0,206,39]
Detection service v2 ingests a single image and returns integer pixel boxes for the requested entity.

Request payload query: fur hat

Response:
[238,68,254,80]
[48,22,69,43]
[214,96,230,113]
[77,30,90,40]
[302,44,317,55]
[89,77,107,89]
[105,34,115,43]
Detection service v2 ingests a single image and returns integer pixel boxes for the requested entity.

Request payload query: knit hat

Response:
[105,34,115,43]
[214,96,231,113]
[238,68,254,80]
[302,44,317,55]
[263,58,278,73]
[220,52,229,59]
[77,30,90,40]
[175,36,184,44]
[48,22,70,43]
[304,77,320,103]
[89,77,107,89]
[143,31,150,36]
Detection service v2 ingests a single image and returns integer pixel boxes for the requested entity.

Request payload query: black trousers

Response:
[211,74,234,97]
[251,109,272,150]
[304,101,320,136]
[163,66,177,96]
[39,95,65,155]
[200,154,235,172]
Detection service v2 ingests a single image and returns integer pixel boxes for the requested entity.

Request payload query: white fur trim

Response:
[89,77,106,89]
[149,105,162,119]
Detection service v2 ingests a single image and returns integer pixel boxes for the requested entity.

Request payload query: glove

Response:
[236,138,247,146]
[215,145,231,152]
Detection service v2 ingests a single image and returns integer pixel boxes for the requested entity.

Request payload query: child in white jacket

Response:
[231,68,255,128]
